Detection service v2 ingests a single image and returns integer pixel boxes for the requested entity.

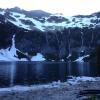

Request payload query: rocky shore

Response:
[0,77,100,100]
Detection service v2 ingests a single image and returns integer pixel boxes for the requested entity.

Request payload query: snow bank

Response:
[74,55,89,62]
[0,81,61,92]
[5,10,98,31]
[0,35,20,61]
[9,12,45,31]
[0,77,99,92]
[67,76,97,85]
[0,34,46,61]
[31,53,45,61]
[0,49,46,61]
[0,48,18,61]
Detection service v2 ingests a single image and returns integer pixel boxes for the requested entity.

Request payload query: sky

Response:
[0,0,100,16]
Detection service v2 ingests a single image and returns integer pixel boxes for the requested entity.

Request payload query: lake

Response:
[0,61,100,87]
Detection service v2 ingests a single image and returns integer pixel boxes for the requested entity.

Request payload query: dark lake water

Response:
[0,61,100,87]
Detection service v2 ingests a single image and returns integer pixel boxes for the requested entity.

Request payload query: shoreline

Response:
[0,77,100,100]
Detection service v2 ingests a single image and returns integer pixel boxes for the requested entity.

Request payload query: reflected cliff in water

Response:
[0,61,100,87]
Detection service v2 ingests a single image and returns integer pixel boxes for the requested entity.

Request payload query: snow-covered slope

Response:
[0,35,45,61]
[0,8,100,31]
[0,7,100,61]
[0,35,18,61]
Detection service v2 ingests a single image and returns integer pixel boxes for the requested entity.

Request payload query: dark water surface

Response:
[0,61,100,87]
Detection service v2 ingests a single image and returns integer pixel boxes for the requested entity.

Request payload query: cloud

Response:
[0,0,100,15]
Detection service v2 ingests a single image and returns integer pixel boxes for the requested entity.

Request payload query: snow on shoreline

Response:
[74,55,89,62]
[67,76,98,85]
[0,76,99,92]
[0,35,89,62]
[0,34,46,61]
[0,51,45,61]
[31,53,45,61]
[0,81,61,92]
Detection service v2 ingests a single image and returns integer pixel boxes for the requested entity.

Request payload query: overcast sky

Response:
[0,0,100,16]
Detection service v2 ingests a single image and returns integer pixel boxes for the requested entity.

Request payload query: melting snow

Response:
[31,53,45,61]
[67,76,97,85]
[0,48,18,61]
[7,17,31,31]
[74,55,89,62]
[0,35,18,61]
[5,11,98,31]
[8,12,44,31]
[0,77,99,92]
[0,35,45,61]
[0,81,61,92]
[0,10,5,15]
[9,35,17,57]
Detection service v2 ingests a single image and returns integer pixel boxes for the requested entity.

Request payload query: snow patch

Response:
[0,36,45,61]
[9,12,44,31]
[0,77,99,92]
[31,53,45,61]
[0,48,18,61]
[9,35,17,57]
[0,81,61,92]
[67,76,97,85]
[0,10,5,15]
[74,55,89,62]
[0,35,18,61]
[7,19,31,30]
[60,59,64,61]
[6,11,100,31]
[67,53,72,59]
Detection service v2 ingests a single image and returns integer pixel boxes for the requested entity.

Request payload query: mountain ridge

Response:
[0,7,100,32]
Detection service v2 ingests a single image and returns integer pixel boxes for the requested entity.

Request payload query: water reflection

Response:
[10,62,16,86]
[0,61,99,87]
[76,62,90,76]
[67,62,72,76]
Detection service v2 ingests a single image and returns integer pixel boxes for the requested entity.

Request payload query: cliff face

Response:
[0,7,100,61]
